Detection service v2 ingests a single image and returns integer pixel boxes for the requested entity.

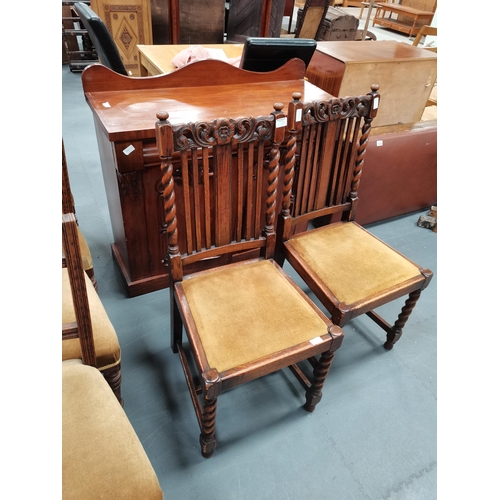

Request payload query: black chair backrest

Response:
[240,37,317,73]
[73,2,128,76]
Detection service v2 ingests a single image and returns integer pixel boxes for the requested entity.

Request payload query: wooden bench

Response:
[372,0,436,37]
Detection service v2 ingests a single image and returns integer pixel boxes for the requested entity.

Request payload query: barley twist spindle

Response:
[199,369,220,458]
[350,115,372,199]
[384,289,422,350]
[282,131,297,216]
[305,350,334,412]
[156,111,178,255]
[266,103,284,232]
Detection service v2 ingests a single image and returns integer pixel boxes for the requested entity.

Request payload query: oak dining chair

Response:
[62,143,123,403]
[62,212,163,500]
[155,104,344,458]
[277,86,433,350]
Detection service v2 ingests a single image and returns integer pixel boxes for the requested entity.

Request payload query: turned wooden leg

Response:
[384,290,422,350]
[199,369,221,458]
[101,364,123,406]
[304,350,334,412]
[200,395,218,458]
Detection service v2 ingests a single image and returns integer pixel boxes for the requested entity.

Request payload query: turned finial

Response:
[156,111,169,121]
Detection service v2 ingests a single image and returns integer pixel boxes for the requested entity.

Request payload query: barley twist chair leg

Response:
[384,289,422,350]
[304,350,334,412]
[200,394,218,458]
[199,369,220,458]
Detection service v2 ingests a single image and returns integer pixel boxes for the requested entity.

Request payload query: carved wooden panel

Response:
[90,0,152,76]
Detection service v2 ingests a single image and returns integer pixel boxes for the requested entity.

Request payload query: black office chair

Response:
[73,2,128,76]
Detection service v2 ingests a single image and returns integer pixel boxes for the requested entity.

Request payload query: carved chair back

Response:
[155,105,286,285]
[280,85,380,241]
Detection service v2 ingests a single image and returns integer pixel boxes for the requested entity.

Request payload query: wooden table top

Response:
[315,40,437,63]
[137,44,245,76]
[82,59,334,142]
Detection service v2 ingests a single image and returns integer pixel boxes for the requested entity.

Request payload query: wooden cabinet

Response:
[355,121,437,226]
[305,41,437,128]
[90,0,152,76]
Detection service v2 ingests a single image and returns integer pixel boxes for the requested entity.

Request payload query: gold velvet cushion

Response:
[286,222,422,305]
[62,268,120,369]
[76,226,93,272]
[179,259,330,373]
[62,226,93,271]
[62,360,163,500]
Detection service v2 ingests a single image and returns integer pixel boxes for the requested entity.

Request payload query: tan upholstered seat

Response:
[181,259,330,373]
[76,226,93,276]
[62,227,93,277]
[62,360,163,500]
[62,268,120,370]
[286,222,422,305]
[62,218,97,291]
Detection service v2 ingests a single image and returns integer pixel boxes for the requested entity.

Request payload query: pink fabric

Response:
[171,45,241,69]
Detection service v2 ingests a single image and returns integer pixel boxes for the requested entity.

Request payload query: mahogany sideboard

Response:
[82,59,334,296]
